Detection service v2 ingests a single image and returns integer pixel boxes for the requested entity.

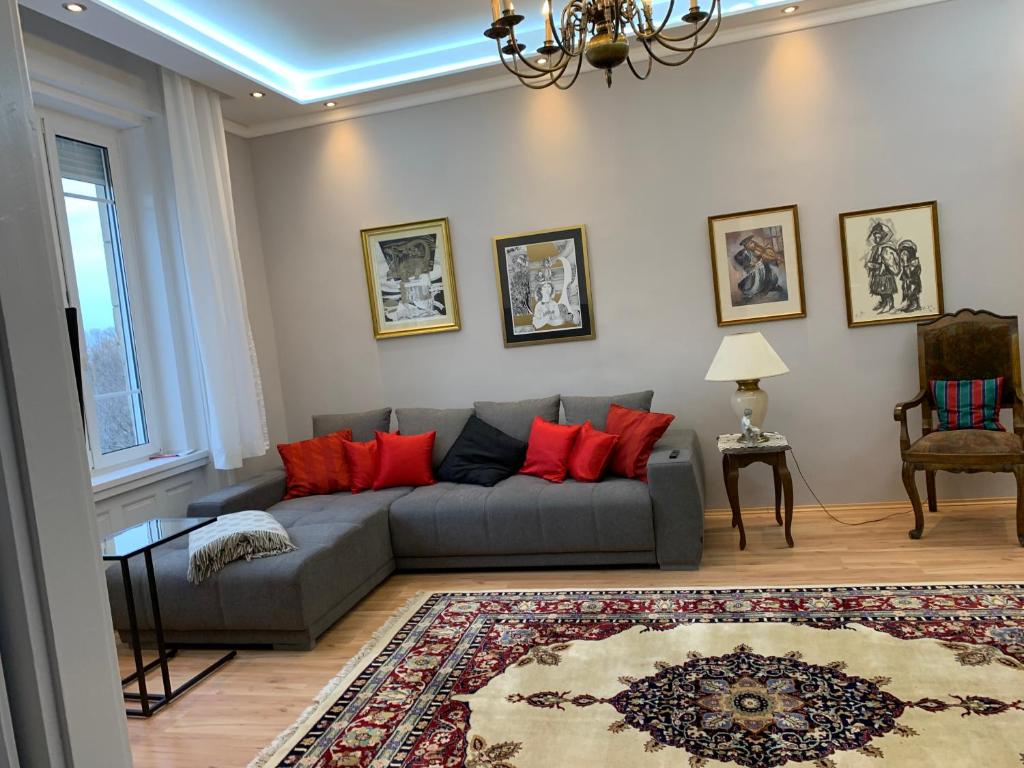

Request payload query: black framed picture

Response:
[492,225,595,347]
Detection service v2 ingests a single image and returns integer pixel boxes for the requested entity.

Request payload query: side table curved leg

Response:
[779,459,795,548]
[723,455,738,529]
[773,463,783,526]
[724,457,746,550]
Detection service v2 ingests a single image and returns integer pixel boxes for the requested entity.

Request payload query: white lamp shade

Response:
[705,332,790,382]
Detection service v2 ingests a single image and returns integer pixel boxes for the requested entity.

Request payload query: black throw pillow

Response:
[436,415,527,486]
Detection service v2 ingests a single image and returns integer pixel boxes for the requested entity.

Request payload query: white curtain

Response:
[161,69,268,470]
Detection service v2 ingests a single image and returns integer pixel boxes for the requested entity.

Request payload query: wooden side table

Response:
[718,433,794,550]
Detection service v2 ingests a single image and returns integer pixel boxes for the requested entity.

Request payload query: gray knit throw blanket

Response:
[187,510,296,585]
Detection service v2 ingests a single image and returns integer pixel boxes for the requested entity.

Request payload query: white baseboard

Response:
[706,496,1016,518]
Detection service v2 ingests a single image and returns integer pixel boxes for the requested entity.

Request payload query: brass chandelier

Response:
[484,0,722,89]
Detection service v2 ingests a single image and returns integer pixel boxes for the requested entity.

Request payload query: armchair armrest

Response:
[894,388,930,451]
[187,469,287,518]
[646,428,705,570]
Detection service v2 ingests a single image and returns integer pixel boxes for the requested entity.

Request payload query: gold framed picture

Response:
[839,201,943,328]
[708,205,806,326]
[492,225,595,347]
[360,218,461,340]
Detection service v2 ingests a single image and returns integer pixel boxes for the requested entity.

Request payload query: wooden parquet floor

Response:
[119,500,1024,767]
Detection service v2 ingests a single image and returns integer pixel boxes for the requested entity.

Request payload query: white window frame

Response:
[39,110,162,472]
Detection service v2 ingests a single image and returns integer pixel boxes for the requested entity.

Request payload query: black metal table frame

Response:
[107,521,236,718]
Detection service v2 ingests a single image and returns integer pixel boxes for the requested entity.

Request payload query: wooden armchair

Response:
[894,309,1024,545]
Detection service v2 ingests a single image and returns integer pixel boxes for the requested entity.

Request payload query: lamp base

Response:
[731,379,769,429]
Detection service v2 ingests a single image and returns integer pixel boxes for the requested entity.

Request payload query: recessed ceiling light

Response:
[782,5,799,13]
[249,91,265,99]
[324,101,337,108]
[62,2,87,11]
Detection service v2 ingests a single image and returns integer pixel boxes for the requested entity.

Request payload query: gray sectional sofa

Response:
[106,394,705,650]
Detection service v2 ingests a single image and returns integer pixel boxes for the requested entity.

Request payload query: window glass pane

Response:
[56,136,148,456]
[62,178,107,198]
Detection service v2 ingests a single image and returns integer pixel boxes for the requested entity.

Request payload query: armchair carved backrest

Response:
[916,309,1024,436]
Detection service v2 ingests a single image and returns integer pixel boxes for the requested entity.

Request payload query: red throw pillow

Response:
[606,404,674,481]
[568,421,619,483]
[343,438,379,494]
[277,429,353,500]
[519,417,582,483]
[373,431,437,490]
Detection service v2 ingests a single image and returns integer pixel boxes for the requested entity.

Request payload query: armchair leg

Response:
[1015,466,1024,548]
[903,462,925,540]
[925,471,937,512]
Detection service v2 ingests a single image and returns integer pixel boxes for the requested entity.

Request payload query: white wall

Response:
[245,0,1024,509]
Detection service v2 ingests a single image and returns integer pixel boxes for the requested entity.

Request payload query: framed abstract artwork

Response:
[360,218,461,340]
[839,201,943,328]
[492,225,595,347]
[708,205,806,326]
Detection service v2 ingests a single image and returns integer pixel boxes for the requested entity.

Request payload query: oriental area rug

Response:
[251,585,1024,768]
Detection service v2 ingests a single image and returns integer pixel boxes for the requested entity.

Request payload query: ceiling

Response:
[19,0,944,134]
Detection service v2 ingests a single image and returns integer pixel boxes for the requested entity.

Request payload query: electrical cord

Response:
[787,445,910,527]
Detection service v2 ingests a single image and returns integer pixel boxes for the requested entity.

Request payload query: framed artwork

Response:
[492,225,595,347]
[707,205,806,326]
[360,218,460,340]
[839,201,943,327]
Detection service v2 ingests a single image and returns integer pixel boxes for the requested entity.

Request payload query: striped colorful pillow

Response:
[929,377,1005,432]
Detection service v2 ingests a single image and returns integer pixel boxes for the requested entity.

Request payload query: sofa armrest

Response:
[646,429,705,570]
[187,469,287,518]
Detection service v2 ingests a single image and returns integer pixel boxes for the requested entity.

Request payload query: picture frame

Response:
[839,201,943,328]
[360,218,461,340]
[492,225,595,347]
[708,205,807,327]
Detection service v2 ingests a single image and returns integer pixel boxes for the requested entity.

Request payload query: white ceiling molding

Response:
[229,0,953,139]
[30,76,154,128]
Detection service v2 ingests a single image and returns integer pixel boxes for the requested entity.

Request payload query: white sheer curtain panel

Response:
[161,69,268,469]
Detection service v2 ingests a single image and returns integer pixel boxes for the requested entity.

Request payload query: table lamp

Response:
[705,331,789,430]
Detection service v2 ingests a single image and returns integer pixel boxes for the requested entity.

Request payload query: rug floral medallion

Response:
[251,585,1024,768]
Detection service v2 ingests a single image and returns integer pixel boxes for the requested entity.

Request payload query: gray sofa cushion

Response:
[395,408,474,468]
[389,475,654,558]
[108,489,409,635]
[473,395,560,442]
[312,408,392,441]
[562,390,654,429]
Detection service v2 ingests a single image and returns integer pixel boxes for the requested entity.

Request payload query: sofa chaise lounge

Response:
[106,394,705,650]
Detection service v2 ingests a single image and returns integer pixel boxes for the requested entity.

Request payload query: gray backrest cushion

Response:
[395,408,474,468]
[312,408,392,442]
[473,395,560,442]
[562,391,655,430]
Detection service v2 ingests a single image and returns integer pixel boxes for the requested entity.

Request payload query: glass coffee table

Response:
[102,517,236,717]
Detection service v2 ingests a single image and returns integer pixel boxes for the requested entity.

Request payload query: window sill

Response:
[92,451,209,501]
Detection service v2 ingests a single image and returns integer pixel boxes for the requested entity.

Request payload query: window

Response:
[42,117,158,470]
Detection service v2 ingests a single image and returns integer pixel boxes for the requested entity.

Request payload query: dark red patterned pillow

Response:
[277,429,353,499]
